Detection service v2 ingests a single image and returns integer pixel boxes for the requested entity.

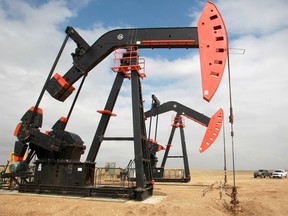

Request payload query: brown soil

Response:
[1,170,287,216]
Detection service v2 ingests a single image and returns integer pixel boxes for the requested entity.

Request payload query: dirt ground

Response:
[1,169,287,216]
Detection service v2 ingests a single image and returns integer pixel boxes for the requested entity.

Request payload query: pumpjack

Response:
[8,2,227,200]
[145,95,223,182]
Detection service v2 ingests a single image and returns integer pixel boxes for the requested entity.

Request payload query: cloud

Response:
[0,0,87,162]
[188,0,288,170]
[189,0,288,37]
[0,0,287,171]
[215,0,288,36]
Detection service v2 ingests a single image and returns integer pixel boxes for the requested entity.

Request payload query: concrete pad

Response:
[125,195,166,204]
[0,189,165,204]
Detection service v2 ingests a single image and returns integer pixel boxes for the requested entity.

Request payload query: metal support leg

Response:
[179,123,190,179]
[161,121,177,168]
[86,73,125,162]
[131,70,152,190]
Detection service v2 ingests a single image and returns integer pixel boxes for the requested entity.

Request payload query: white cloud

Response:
[0,0,83,161]
[215,0,288,36]
[189,0,288,36]
[0,0,288,172]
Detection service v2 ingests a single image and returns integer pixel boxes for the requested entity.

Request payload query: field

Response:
[1,169,288,216]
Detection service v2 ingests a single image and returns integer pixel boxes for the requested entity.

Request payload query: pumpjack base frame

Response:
[18,184,153,201]
[17,159,153,201]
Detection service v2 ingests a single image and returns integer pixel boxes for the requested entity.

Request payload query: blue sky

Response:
[1,0,288,171]
[68,0,202,28]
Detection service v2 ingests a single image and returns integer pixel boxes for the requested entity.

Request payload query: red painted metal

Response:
[13,155,24,162]
[13,123,21,137]
[199,108,223,153]
[29,106,43,114]
[142,40,195,47]
[53,73,75,93]
[111,47,146,79]
[97,110,117,116]
[198,2,228,102]
[59,117,68,122]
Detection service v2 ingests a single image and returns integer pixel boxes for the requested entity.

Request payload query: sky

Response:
[0,0,288,171]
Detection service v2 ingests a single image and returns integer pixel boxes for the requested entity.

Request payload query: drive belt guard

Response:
[199,108,223,153]
[198,2,228,102]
